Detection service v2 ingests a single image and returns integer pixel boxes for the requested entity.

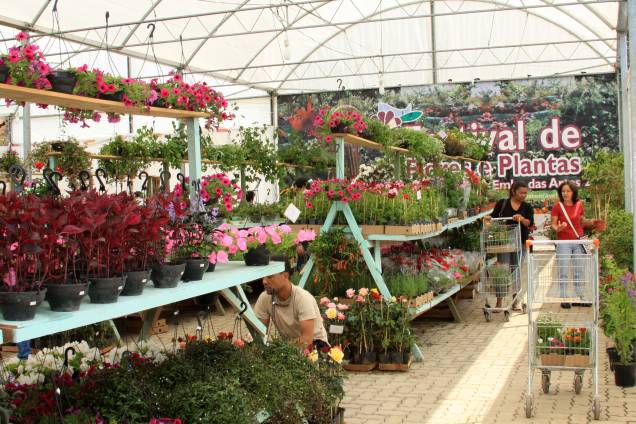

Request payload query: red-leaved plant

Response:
[0,192,50,292]
[124,195,170,272]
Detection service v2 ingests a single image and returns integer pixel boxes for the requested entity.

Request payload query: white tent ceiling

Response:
[0,0,620,99]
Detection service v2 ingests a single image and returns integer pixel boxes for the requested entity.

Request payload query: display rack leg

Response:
[446,296,463,323]
[107,319,122,343]
[374,240,382,273]
[138,307,161,341]
[411,340,423,361]
[220,286,267,343]
[212,294,226,316]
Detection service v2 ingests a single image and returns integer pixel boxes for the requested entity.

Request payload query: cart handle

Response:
[526,239,599,247]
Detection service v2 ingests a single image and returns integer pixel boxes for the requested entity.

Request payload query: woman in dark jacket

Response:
[489,181,534,310]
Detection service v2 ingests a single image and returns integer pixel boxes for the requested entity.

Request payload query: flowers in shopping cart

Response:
[563,327,591,356]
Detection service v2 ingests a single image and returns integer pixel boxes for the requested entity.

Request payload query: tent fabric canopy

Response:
[0,0,619,98]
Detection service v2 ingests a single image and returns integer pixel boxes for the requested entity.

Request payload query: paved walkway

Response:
[139,291,634,424]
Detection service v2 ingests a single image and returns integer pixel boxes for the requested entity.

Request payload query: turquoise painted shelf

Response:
[409,284,461,319]
[0,262,283,343]
[367,210,492,242]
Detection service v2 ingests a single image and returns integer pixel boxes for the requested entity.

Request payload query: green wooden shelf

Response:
[409,284,461,319]
[0,262,283,343]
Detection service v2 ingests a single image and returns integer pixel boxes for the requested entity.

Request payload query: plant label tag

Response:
[29,301,36,306]
[180,272,184,276]
[416,190,422,201]
[329,324,344,334]
[200,264,205,268]
[142,279,147,283]
[78,291,85,296]
[438,130,447,140]
[284,203,301,223]
[117,286,123,290]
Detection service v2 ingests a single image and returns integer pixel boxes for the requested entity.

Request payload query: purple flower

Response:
[628,289,636,298]
[621,272,633,287]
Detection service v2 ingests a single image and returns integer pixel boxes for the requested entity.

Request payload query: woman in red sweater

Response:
[550,181,600,308]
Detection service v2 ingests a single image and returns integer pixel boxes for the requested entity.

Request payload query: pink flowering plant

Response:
[1,32,51,90]
[220,224,313,262]
[155,73,232,127]
[312,106,367,144]
[199,173,243,213]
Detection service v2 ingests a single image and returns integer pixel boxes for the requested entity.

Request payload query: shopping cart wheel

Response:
[574,373,583,394]
[522,303,527,314]
[525,393,533,418]
[592,397,601,420]
[503,311,510,322]
[483,309,491,322]
[541,372,550,394]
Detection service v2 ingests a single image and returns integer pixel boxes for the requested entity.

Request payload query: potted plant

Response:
[122,197,169,296]
[312,106,367,143]
[65,191,141,304]
[200,172,243,212]
[0,32,51,90]
[0,192,48,320]
[605,272,636,387]
[98,133,152,181]
[536,315,565,366]
[150,190,189,288]
[563,327,591,367]
[30,139,91,189]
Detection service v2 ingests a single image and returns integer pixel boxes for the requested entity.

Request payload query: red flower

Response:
[34,161,45,170]
[55,166,63,174]
[15,32,28,42]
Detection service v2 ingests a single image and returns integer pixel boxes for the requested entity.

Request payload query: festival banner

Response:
[277,74,618,190]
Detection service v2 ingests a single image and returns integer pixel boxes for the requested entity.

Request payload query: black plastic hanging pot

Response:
[122,270,151,296]
[88,275,126,304]
[0,63,8,84]
[48,71,77,94]
[151,262,185,288]
[0,291,39,321]
[206,262,216,273]
[182,258,209,282]
[45,282,89,312]
[100,91,124,102]
[244,245,270,266]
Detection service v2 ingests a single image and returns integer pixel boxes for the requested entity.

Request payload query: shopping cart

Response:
[479,217,525,322]
[525,239,600,420]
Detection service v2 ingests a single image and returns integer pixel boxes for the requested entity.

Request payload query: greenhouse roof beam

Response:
[217,55,607,89]
[0,14,270,93]
[118,0,164,47]
[276,0,614,90]
[149,37,611,77]
[0,1,615,51]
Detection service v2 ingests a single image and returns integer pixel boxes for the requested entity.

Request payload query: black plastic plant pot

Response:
[182,258,209,282]
[122,270,151,296]
[151,262,185,288]
[35,287,47,306]
[100,91,124,102]
[378,353,391,364]
[362,351,377,364]
[402,352,411,364]
[607,347,619,372]
[45,283,89,312]
[0,63,8,84]
[390,351,403,364]
[0,291,39,321]
[48,70,77,94]
[88,276,126,304]
[244,245,270,266]
[206,262,216,273]
[613,363,636,387]
[332,407,345,424]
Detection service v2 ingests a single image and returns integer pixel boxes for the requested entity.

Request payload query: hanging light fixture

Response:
[378,73,385,95]
[283,31,291,61]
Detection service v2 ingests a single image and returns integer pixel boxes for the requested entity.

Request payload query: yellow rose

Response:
[325,308,337,320]
[328,347,344,364]
[308,350,318,363]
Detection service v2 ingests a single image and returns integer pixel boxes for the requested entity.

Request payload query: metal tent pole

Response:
[628,0,636,268]
[22,103,31,180]
[619,32,632,212]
